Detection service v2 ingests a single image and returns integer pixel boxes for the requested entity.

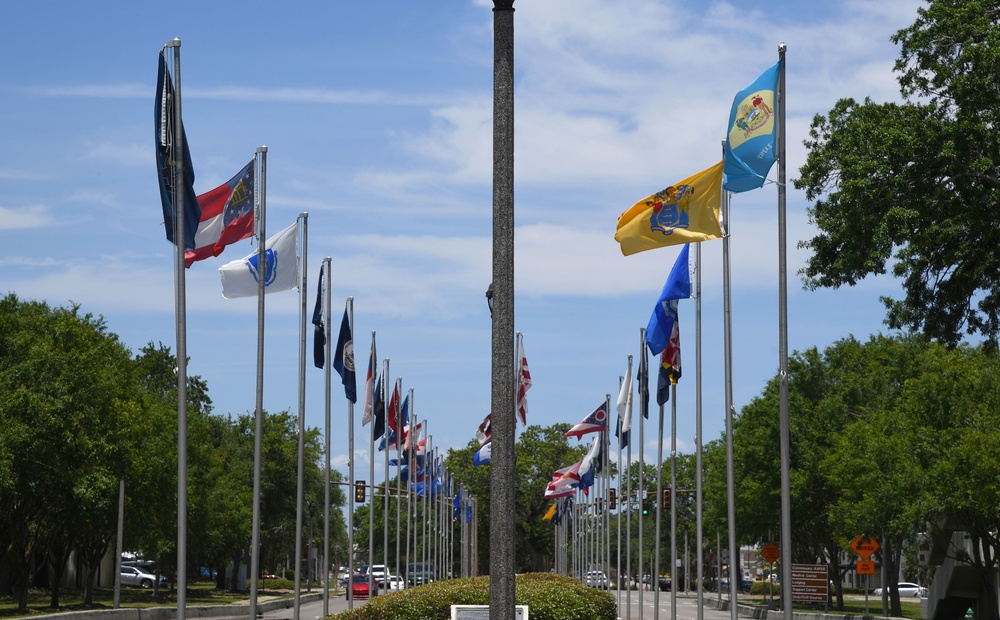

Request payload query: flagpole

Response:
[368,331,376,596]
[395,379,403,584]
[321,257,332,617]
[382,359,391,580]
[670,382,677,620]
[637,328,646,620]
[346,298,356,610]
[293,212,309,620]
[165,38,189,620]
[696,239,705,618]
[776,43,792,618]
[249,145,267,620]
[721,139,739,620]
[654,394,664,620]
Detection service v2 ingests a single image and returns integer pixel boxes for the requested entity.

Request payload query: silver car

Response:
[120,565,168,589]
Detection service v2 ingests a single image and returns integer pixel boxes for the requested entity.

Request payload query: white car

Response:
[583,570,609,589]
[873,582,927,597]
[379,575,406,591]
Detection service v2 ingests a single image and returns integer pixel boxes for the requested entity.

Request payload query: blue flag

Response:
[724,59,781,193]
[473,442,492,467]
[372,375,385,441]
[155,51,201,250]
[332,306,357,402]
[645,244,690,355]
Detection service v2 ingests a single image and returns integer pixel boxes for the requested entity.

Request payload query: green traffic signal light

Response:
[642,504,649,516]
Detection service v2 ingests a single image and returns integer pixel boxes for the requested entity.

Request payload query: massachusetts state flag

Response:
[564,403,609,440]
[724,59,780,193]
[615,355,633,450]
[219,222,298,299]
[185,158,255,267]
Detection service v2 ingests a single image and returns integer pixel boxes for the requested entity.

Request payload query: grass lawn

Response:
[0,581,251,618]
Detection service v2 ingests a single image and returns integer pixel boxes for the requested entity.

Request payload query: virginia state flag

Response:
[645,244,690,356]
[615,161,723,256]
[724,60,780,192]
[333,306,357,403]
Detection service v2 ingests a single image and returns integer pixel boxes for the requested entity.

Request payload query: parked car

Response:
[347,573,378,599]
[120,565,168,589]
[583,570,609,589]
[873,582,927,597]
[379,575,406,591]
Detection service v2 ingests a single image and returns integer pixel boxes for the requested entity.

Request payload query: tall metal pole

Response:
[638,330,646,620]
[321,257,332,618]
[490,2,516,620]
[696,241,705,619]
[721,140,739,620]
[776,43,792,617]
[293,212,309,620]
[383,359,391,579]
[165,38,188,620]
[249,145,268,620]
[346,298,356,609]
[654,395,664,620]
[671,386,678,620]
[368,331,376,595]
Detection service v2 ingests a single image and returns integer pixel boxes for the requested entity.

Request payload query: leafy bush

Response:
[331,572,616,620]
[257,576,296,590]
[748,581,780,597]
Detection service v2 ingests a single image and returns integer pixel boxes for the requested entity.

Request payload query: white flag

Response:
[616,355,633,435]
[219,222,299,299]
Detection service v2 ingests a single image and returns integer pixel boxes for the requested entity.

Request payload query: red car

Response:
[348,573,378,599]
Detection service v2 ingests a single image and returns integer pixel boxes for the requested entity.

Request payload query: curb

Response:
[35,593,327,620]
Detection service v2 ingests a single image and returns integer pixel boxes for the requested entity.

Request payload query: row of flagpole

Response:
[158,39,485,620]
[161,34,789,620]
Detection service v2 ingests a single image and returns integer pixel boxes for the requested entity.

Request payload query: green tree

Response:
[794,0,1000,348]
[0,295,141,609]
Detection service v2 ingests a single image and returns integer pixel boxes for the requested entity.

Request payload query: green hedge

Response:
[331,573,616,620]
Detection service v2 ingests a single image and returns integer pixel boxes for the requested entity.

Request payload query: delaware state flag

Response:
[724,59,781,193]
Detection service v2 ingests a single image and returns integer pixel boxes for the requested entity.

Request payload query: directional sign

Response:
[850,536,880,560]
[760,542,780,564]
[791,564,829,603]
[856,560,875,575]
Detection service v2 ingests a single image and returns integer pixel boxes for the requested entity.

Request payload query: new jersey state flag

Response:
[615,161,723,256]
[219,222,298,299]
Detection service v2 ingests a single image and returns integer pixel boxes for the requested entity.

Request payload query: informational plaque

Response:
[790,564,828,603]
[451,605,528,620]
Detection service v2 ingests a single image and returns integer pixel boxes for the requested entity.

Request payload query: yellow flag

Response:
[614,161,724,256]
[541,503,556,522]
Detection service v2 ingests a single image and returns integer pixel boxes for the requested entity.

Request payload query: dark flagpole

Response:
[490,2,516,620]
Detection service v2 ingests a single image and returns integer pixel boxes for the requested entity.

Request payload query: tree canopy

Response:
[794,0,1000,348]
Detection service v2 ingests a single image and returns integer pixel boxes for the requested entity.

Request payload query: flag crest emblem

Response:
[648,184,693,237]
[223,173,254,227]
[728,90,775,150]
[245,248,280,286]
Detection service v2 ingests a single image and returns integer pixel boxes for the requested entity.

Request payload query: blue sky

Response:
[3,0,923,485]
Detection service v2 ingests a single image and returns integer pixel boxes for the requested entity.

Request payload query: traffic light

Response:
[596,498,604,515]
[354,480,366,503]
[662,489,671,510]
[609,488,617,510]
[642,501,649,516]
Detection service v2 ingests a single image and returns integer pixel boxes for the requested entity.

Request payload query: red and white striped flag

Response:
[516,335,532,426]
